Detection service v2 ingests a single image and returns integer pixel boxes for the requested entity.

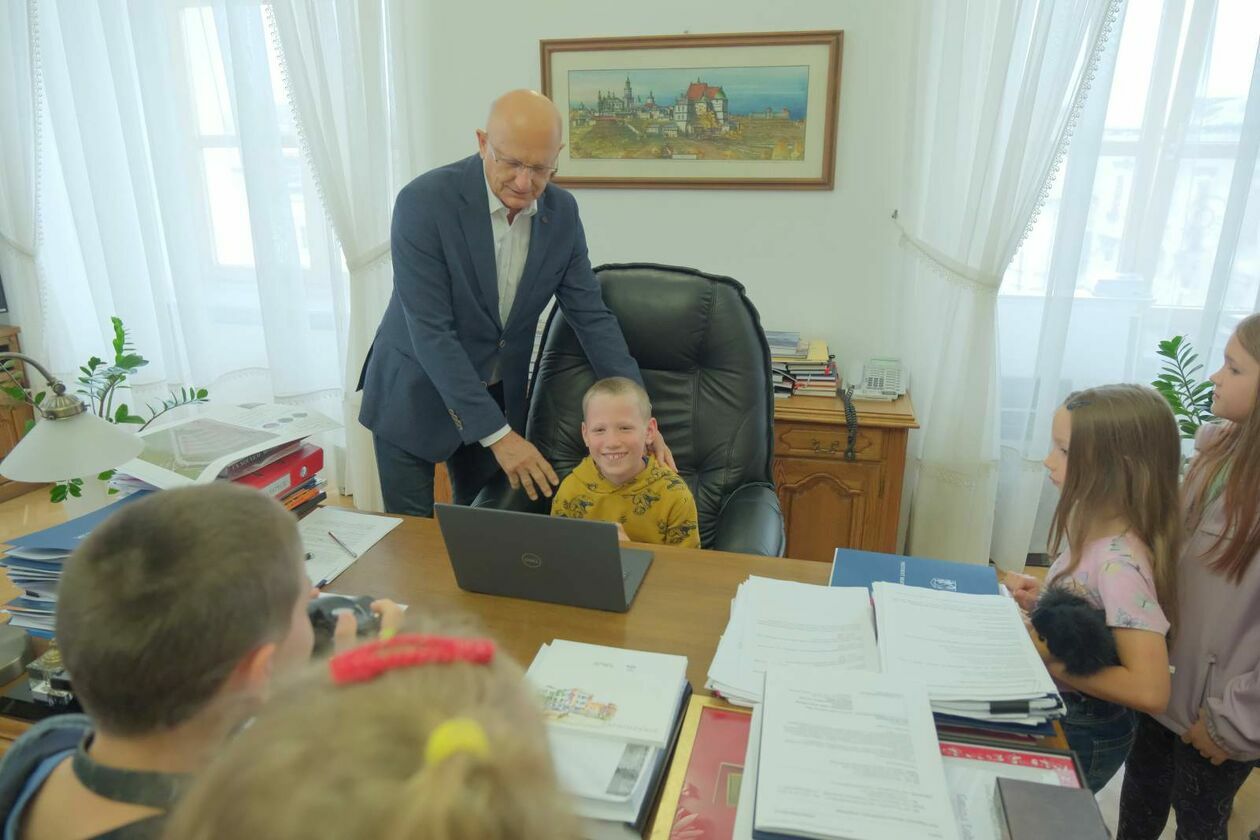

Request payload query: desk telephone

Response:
[846,358,908,401]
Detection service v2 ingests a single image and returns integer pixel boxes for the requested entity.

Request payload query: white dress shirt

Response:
[479,171,538,448]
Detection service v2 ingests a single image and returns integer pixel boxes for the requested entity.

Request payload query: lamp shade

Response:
[0,411,144,482]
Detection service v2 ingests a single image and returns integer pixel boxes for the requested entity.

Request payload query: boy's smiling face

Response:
[581,393,657,487]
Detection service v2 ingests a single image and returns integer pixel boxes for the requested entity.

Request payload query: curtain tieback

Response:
[894,220,1001,294]
[0,228,35,261]
[345,240,391,275]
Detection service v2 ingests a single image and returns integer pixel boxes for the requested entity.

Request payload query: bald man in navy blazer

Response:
[358,90,672,515]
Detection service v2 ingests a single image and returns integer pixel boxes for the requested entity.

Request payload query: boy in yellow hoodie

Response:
[551,377,701,547]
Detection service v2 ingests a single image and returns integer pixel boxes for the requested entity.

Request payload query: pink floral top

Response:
[1044,532,1170,635]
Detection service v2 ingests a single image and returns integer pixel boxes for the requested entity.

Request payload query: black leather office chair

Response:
[474,263,784,556]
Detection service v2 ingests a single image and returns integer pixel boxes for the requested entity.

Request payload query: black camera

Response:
[307,594,381,656]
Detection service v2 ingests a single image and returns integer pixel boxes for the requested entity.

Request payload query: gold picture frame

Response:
[540,31,843,190]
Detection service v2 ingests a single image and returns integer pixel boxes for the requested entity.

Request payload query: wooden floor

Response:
[1,489,1257,837]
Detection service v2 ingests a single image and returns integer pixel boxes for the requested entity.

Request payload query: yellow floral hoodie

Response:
[551,455,700,547]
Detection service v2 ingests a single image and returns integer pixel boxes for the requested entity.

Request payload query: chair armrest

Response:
[470,471,552,515]
[712,483,785,557]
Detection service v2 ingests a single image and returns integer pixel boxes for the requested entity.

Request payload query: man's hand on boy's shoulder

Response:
[490,430,560,500]
[650,434,676,471]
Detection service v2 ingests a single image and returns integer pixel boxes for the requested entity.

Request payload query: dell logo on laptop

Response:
[521,552,542,569]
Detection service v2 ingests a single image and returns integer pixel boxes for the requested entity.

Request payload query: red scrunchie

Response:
[329,633,496,685]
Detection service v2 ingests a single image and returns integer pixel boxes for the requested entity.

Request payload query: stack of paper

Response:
[706,576,879,705]
[873,583,1064,730]
[736,665,961,840]
[526,641,689,839]
[0,493,150,637]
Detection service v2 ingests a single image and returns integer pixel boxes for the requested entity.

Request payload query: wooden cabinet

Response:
[0,326,38,503]
[773,394,917,562]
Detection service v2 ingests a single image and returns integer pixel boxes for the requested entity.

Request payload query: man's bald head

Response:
[477,90,565,216]
[485,89,562,148]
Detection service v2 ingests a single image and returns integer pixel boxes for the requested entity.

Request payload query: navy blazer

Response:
[358,154,641,462]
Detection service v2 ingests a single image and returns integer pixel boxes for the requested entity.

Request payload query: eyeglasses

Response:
[486,141,558,181]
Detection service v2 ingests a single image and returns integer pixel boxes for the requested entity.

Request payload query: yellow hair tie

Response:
[378,627,397,642]
[424,718,490,765]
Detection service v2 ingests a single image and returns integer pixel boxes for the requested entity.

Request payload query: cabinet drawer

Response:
[774,423,885,462]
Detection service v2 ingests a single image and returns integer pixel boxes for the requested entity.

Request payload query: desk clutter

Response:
[0,405,339,639]
[691,550,1086,840]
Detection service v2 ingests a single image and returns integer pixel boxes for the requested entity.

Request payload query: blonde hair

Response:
[164,604,578,840]
[1047,384,1182,629]
[582,376,651,421]
[1185,312,1260,582]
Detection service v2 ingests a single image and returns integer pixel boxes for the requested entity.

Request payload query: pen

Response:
[327,530,358,559]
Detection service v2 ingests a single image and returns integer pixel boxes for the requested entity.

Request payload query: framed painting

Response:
[540,30,843,190]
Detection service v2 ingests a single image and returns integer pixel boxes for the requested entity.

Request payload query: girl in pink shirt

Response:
[1009,384,1181,791]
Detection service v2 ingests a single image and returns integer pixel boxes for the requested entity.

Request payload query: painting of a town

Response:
[566,67,809,162]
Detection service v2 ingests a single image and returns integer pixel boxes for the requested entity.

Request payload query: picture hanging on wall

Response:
[540,30,843,190]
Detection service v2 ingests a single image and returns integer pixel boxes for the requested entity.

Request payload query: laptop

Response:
[434,504,654,613]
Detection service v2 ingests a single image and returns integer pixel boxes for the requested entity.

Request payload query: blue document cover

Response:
[830,548,998,595]
[5,491,151,551]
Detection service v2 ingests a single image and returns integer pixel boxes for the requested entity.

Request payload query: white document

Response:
[119,403,339,489]
[548,729,656,804]
[755,666,960,840]
[526,641,687,748]
[707,577,878,705]
[731,702,763,840]
[299,507,401,586]
[873,583,1059,703]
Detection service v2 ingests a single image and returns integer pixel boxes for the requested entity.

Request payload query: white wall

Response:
[403,0,917,367]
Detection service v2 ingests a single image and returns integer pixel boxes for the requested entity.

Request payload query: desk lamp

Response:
[0,351,144,679]
[0,352,143,482]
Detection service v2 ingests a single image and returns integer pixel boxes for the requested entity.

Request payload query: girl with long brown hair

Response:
[1008,383,1182,792]
[1119,313,1260,840]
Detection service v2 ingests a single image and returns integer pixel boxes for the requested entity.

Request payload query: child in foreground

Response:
[551,376,700,547]
[163,606,578,840]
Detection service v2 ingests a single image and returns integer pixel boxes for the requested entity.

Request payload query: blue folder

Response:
[830,548,998,595]
[4,491,150,551]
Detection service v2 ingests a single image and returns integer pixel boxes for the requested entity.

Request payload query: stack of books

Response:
[0,493,150,638]
[111,403,337,518]
[526,640,690,839]
[767,330,838,398]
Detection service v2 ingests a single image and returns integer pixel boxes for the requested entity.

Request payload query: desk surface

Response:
[336,513,827,691]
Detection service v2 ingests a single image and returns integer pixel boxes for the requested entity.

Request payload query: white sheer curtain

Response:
[0,1,46,364]
[268,0,421,512]
[32,0,347,470]
[993,0,1260,568]
[897,0,1120,564]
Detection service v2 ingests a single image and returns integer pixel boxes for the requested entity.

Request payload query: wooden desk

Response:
[334,515,829,692]
[773,394,917,561]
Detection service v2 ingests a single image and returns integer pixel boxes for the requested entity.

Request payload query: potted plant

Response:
[0,317,208,503]
[1151,335,1214,440]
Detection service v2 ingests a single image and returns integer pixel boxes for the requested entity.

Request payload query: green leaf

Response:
[50,484,67,503]
[67,483,82,498]
[196,388,208,399]
[22,418,34,434]
[33,390,44,405]
[98,469,116,481]
[107,487,118,495]
[0,385,25,402]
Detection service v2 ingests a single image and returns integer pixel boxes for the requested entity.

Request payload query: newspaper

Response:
[117,403,339,489]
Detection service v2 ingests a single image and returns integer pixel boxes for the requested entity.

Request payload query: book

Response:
[657,696,753,840]
[117,403,338,489]
[752,667,960,840]
[234,444,324,498]
[831,548,999,595]
[527,641,688,748]
[993,777,1108,840]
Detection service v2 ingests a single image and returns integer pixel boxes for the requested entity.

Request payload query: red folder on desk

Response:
[234,444,323,498]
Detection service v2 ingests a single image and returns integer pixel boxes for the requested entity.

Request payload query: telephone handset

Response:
[848,358,908,401]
